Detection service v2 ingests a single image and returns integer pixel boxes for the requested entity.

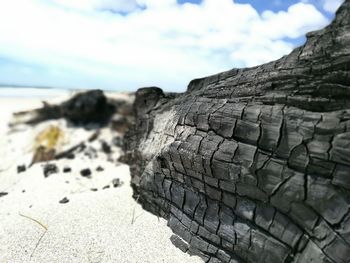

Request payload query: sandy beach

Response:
[0,90,201,263]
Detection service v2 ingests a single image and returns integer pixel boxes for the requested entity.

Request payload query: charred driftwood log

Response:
[125,2,350,263]
[11,90,116,126]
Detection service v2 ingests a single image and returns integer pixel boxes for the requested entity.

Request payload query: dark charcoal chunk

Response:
[101,141,112,154]
[43,163,59,177]
[96,166,104,172]
[63,167,72,173]
[80,168,92,177]
[59,197,69,204]
[17,165,26,174]
[0,192,8,197]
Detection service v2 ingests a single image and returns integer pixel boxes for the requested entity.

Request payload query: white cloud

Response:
[322,0,344,13]
[260,3,327,39]
[0,0,330,91]
[51,0,140,12]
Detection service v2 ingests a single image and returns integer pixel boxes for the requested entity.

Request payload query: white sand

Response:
[0,94,200,263]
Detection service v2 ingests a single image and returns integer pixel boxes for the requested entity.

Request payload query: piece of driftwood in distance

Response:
[10,90,116,126]
[54,142,85,160]
[54,131,99,160]
[11,102,61,127]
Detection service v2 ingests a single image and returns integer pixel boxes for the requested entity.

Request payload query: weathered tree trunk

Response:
[125,1,350,262]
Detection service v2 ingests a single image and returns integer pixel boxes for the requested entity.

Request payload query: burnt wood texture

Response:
[125,1,350,262]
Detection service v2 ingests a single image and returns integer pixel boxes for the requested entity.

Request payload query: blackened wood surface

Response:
[125,2,350,262]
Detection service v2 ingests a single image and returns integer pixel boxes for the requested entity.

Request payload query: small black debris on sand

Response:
[90,188,98,192]
[43,163,59,177]
[101,141,111,154]
[102,185,110,190]
[112,178,122,188]
[0,192,8,197]
[17,165,26,174]
[22,189,26,193]
[88,130,100,142]
[59,197,69,204]
[63,167,72,173]
[96,166,104,172]
[80,168,92,177]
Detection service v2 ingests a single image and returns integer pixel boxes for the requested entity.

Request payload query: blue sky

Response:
[0,0,344,92]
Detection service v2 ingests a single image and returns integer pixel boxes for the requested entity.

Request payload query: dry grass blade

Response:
[19,213,48,259]
[19,213,47,230]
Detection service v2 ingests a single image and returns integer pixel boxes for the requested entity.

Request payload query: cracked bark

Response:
[124,2,350,262]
